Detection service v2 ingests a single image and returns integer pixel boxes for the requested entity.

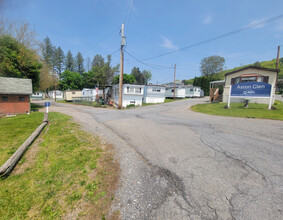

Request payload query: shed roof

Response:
[0,77,32,95]
[225,66,279,76]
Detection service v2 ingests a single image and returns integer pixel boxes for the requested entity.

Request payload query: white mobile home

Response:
[113,84,144,107]
[64,90,82,101]
[165,87,186,98]
[31,92,45,100]
[82,88,103,101]
[143,85,166,103]
[185,86,203,98]
[48,90,63,99]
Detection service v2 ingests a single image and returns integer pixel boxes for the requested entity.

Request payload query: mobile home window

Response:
[127,87,134,93]
[190,88,193,91]
[171,89,174,92]
[2,96,8,101]
[135,87,141,93]
[152,88,161,92]
[72,92,75,94]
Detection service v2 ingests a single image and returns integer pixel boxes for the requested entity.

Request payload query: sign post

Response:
[268,85,273,110]
[44,102,50,113]
[228,86,232,108]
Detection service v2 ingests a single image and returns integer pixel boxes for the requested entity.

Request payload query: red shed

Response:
[0,77,33,114]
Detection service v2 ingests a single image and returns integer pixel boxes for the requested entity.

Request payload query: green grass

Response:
[191,101,283,120]
[0,112,44,165]
[31,103,44,111]
[0,112,119,219]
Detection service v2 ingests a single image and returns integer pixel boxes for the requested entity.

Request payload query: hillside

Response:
[214,59,283,80]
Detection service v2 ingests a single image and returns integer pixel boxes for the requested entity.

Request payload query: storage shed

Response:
[112,84,144,107]
[0,77,32,114]
[143,85,166,103]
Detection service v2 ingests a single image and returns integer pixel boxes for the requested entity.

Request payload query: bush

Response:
[126,104,135,108]
[93,102,101,107]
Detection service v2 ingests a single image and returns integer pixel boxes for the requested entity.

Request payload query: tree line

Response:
[0,18,152,93]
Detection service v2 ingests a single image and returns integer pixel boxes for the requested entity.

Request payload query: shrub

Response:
[93,102,101,107]
[126,104,135,108]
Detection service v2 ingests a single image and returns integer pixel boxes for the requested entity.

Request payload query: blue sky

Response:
[1,0,283,84]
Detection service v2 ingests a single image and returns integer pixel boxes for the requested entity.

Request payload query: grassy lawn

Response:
[191,101,283,120]
[0,112,44,165]
[0,112,119,219]
[31,103,44,111]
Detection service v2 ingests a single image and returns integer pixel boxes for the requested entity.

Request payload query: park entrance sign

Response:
[228,82,273,109]
[231,82,271,97]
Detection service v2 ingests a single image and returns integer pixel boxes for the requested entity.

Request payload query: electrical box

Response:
[121,36,126,46]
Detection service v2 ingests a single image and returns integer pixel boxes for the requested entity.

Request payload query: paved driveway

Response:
[40,98,283,220]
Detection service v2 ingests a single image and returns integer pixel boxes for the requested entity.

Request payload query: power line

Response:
[141,14,283,61]
[124,50,173,69]
[110,48,121,56]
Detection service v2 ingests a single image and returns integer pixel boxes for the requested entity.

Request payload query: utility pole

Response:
[275,45,280,92]
[118,23,125,109]
[173,64,176,100]
[54,71,57,102]
[276,45,280,69]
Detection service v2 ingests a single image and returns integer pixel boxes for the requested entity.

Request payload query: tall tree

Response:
[113,73,135,84]
[131,67,144,85]
[75,52,85,74]
[200,55,225,78]
[41,36,54,67]
[142,70,152,85]
[85,56,91,72]
[39,61,53,91]
[59,70,83,90]
[82,71,97,88]
[92,54,104,69]
[93,54,118,96]
[0,35,42,90]
[53,46,65,79]
[65,50,75,72]
[0,17,37,49]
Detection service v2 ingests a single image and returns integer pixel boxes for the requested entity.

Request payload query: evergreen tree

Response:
[53,46,65,79]
[92,54,104,69]
[65,50,75,71]
[131,67,145,85]
[41,36,54,67]
[75,52,85,74]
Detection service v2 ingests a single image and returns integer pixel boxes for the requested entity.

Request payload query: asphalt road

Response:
[39,98,283,220]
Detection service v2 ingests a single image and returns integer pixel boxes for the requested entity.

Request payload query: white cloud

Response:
[160,36,178,50]
[128,0,137,14]
[247,19,266,29]
[203,15,212,24]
